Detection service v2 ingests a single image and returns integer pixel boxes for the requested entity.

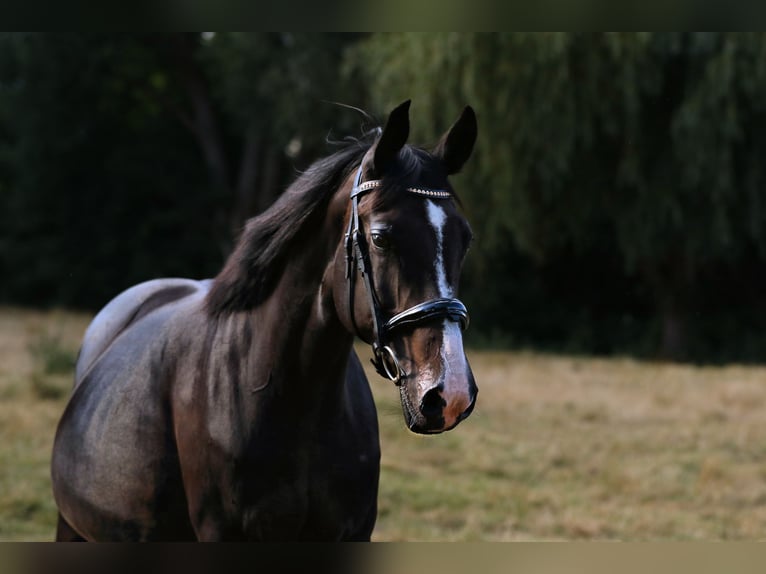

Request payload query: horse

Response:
[51,100,478,541]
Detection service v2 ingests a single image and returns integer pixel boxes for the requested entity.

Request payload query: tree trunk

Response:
[642,254,692,362]
[140,35,287,252]
[159,34,231,194]
[658,291,687,361]
[231,125,261,234]
[255,144,282,215]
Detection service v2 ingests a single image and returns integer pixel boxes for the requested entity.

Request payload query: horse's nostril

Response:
[419,387,445,419]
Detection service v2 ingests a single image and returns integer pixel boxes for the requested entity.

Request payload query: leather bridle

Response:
[344,162,469,385]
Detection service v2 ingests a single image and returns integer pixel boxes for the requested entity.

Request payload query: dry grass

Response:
[0,308,89,541]
[370,351,766,540]
[2,307,766,540]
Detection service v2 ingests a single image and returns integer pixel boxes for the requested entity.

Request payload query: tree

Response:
[351,33,766,359]
[0,33,364,309]
[139,33,362,232]
[0,34,223,308]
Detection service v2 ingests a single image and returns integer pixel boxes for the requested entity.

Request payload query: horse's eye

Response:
[371,231,392,251]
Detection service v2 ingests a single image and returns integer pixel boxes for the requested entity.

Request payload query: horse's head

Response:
[333,101,478,434]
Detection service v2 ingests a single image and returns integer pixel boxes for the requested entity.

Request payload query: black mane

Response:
[206,138,368,315]
[205,135,445,316]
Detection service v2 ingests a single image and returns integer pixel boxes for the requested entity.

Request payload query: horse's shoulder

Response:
[75,278,211,383]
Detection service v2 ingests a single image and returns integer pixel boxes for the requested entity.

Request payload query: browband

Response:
[352,179,452,199]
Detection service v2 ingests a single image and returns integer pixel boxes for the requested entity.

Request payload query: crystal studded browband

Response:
[354,180,452,199]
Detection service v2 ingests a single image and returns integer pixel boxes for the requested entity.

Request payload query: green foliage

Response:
[0,34,224,309]
[204,33,361,150]
[351,33,766,360]
[27,331,77,400]
[352,33,766,262]
[28,333,75,377]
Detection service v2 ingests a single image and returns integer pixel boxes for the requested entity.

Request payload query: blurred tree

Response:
[0,33,362,309]
[5,32,766,362]
[56,33,360,237]
[0,34,223,308]
[138,33,362,232]
[351,33,766,359]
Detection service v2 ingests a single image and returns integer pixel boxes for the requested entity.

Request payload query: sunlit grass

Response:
[2,307,766,540]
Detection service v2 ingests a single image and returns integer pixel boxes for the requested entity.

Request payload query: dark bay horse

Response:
[51,101,478,541]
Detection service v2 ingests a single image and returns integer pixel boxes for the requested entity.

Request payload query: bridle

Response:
[344,162,469,385]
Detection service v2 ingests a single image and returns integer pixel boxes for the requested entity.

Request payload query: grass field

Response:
[2,307,766,541]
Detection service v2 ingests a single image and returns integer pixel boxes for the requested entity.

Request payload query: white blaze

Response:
[425,200,452,298]
[425,200,469,412]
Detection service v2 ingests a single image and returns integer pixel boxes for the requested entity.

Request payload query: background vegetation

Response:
[3,33,766,362]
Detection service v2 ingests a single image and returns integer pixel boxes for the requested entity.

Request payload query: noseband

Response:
[344,163,469,385]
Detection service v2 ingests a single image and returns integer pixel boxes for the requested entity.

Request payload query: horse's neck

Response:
[261,193,351,383]
[233,242,352,417]
[198,185,355,433]
[265,266,350,380]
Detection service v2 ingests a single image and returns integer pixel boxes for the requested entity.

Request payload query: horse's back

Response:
[75,278,210,383]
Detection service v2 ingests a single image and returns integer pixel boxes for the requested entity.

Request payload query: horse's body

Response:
[52,101,477,541]
[55,275,378,541]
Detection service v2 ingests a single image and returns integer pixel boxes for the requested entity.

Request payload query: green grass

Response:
[2,307,766,540]
[0,310,85,539]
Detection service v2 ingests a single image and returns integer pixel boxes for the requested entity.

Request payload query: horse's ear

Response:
[373,100,411,175]
[433,106,477,175]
